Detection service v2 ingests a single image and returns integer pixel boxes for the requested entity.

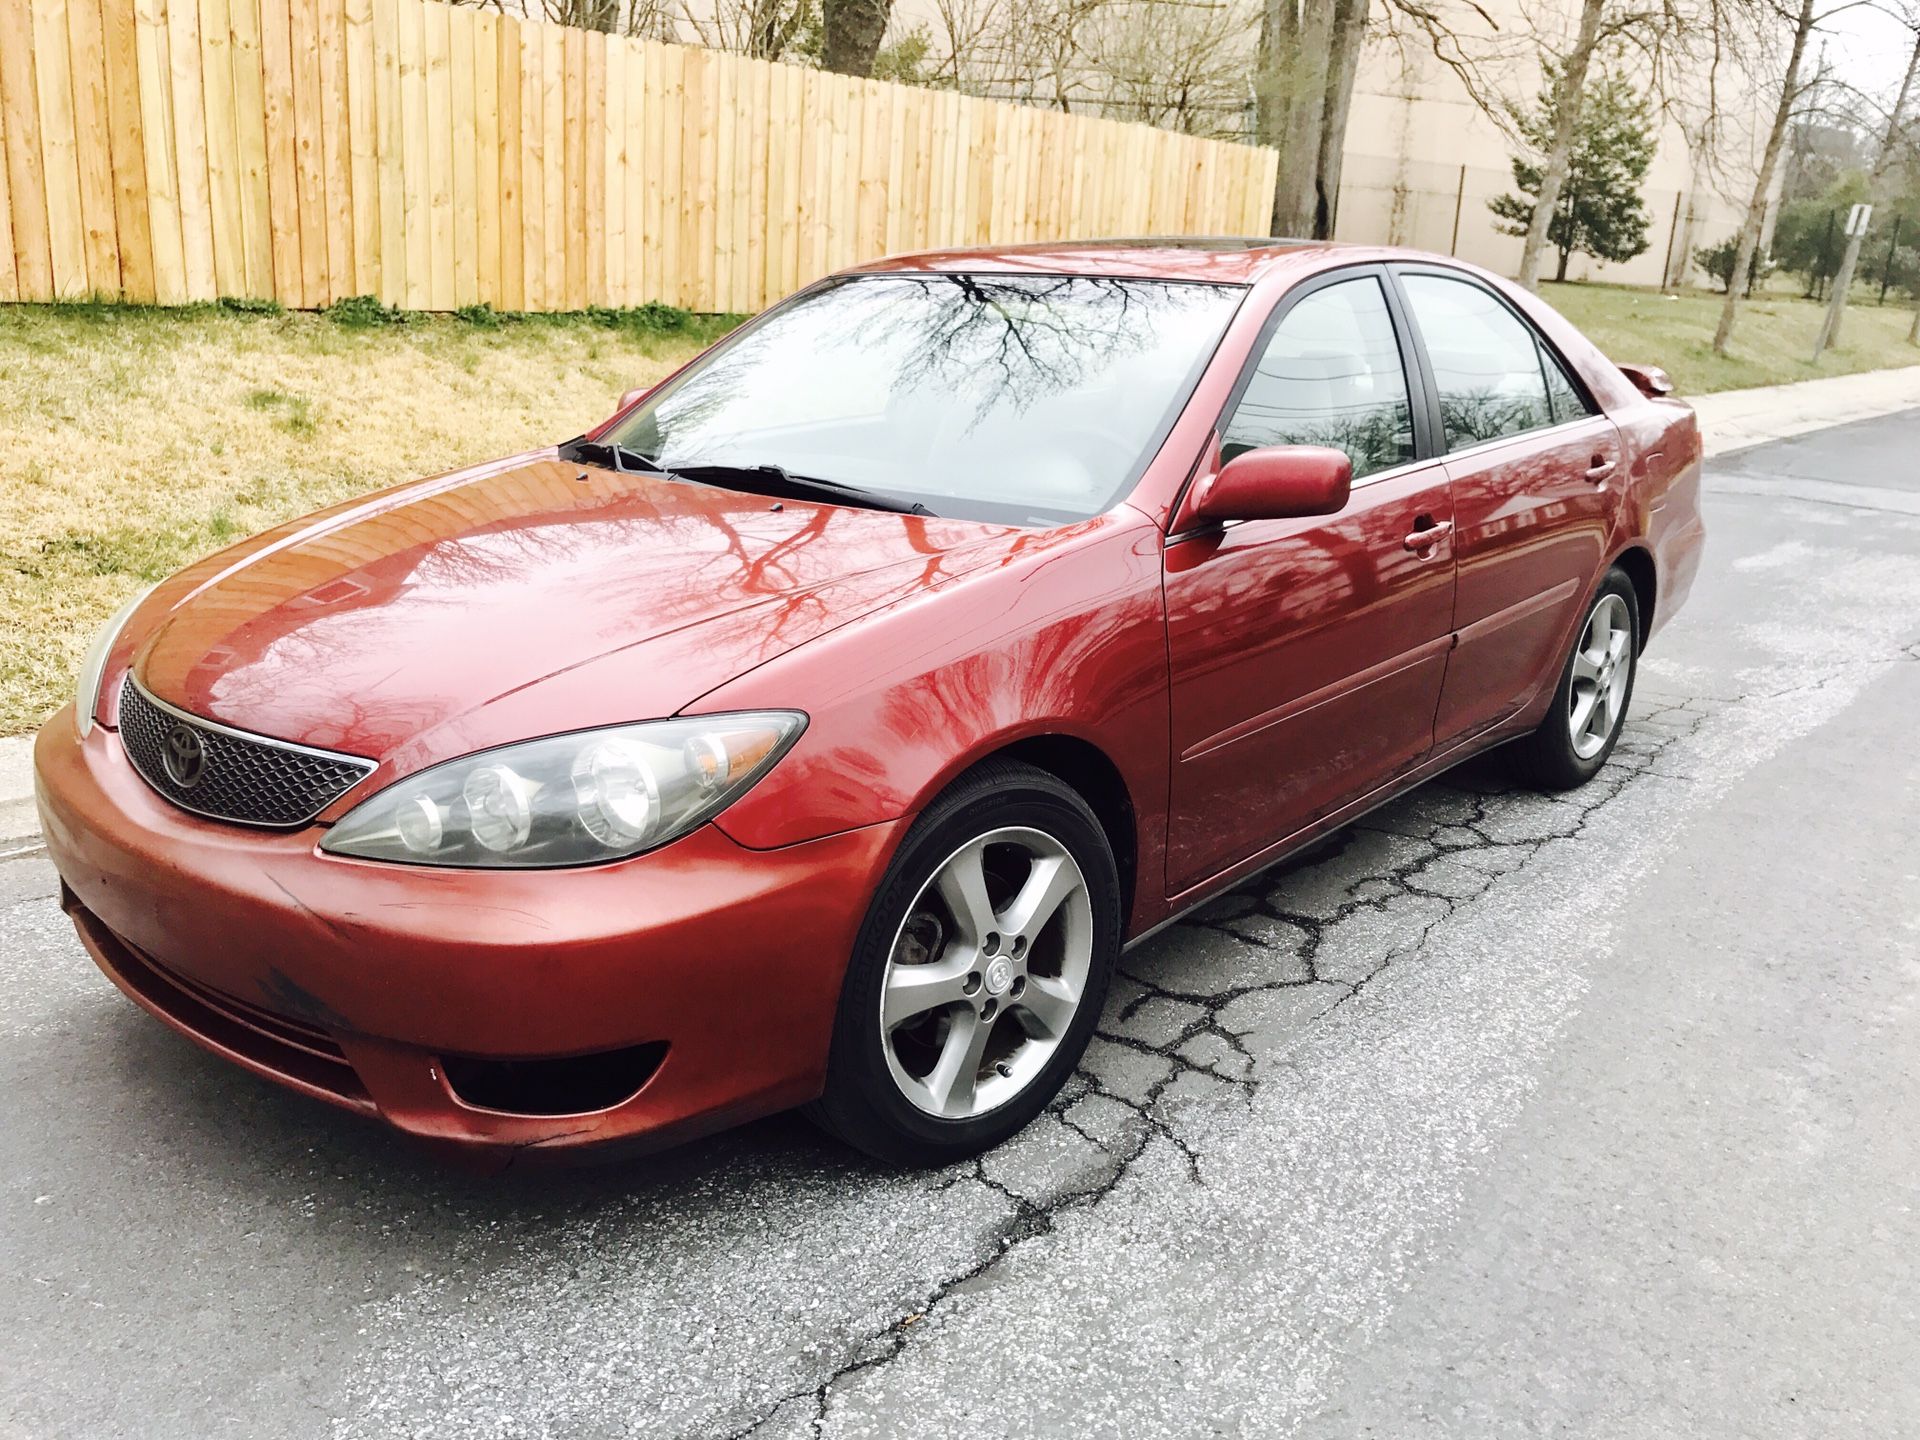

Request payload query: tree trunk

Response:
[1312,0,1367,239]
[1713,0,1816,354]
[1516,0,1606,290]
[1813,29,1920,357]
[1255,0,1367,240]
[821,0,891,77]
[1257,0,1336,236]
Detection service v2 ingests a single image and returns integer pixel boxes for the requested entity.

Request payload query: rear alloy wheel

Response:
[809,761,1119,1165]
[1507,567,1641,790]
[1568,592,1634,761]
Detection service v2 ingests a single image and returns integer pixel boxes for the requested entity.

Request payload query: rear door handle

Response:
[1585,457,1617,484]
[1403,519,1453,553]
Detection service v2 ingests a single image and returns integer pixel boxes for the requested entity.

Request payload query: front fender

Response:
[688,511,1172,921]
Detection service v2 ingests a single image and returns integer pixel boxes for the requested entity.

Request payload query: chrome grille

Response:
[117,677,376,828]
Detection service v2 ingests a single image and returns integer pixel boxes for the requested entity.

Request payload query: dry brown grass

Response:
[1,303,736,734]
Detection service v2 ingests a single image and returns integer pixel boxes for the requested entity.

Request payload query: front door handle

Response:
[1403,519,1453,553]
[1584,457,1617,484]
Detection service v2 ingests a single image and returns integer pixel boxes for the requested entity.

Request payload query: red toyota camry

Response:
[35,240,1704,1167]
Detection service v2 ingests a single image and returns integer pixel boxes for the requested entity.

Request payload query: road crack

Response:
[728,698,1713,1438]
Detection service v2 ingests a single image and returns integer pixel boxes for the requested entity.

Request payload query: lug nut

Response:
[1010,936,1028,960]
[981,998,998,1020]
[1010,975,1026,998]
[963,972,981,996]
[982,932,1001,956]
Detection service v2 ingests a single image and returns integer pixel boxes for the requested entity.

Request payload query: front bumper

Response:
[35,708,905,1163]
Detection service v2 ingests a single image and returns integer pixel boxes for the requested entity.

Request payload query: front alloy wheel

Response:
[810,760,1119,1165]
[881,827,1094,1121]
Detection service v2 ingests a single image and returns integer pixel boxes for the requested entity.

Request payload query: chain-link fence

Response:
[1767,205,1920,305]
[1332,153,1741,291]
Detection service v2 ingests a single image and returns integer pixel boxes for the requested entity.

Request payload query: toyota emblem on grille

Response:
[162,722,207,788]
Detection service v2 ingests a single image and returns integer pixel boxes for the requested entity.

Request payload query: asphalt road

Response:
[4,413,1918,1439]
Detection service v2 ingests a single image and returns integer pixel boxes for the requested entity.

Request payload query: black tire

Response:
[1506,567,1641,791]
[806,759,1121,1166]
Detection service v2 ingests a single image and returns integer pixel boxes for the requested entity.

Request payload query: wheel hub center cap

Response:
[983,955,1015,996]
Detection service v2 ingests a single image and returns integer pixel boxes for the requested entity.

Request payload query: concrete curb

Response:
[5,364,1919,835]
[1692,364,1920,458]
[1,733,37,846]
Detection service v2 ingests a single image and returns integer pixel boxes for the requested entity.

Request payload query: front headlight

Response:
[74,584,157,739]
[319,712,806,868]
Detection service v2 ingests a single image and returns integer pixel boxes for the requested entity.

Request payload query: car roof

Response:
[849,237,1416,285]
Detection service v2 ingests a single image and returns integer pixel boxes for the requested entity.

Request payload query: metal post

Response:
[1818,209,1836,300]
[1660,190,1682,288]
[1881,216,1902,304]
[1815,203,1874,360]
[1449,164,1466,256]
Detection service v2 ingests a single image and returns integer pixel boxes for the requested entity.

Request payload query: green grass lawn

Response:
[4,278,1918,736]
[1540,280,1920,395]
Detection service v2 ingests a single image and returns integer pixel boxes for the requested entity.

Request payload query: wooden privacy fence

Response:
[0,0,1281,313]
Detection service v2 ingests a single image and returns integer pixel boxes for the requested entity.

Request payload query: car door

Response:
[1163,269,1458,895]
[1393,268,1622,750]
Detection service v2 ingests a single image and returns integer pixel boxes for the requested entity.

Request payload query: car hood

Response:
[129,453,1017,771]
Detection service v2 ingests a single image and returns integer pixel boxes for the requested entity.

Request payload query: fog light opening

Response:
[440,1041,668,1117]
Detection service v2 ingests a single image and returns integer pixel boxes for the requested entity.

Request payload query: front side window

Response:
[1221,275,1415,480]
[607,273,1245,526]
[1400,273,1557,451]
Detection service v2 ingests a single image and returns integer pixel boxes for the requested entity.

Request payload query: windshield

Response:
[606,273,1245,525]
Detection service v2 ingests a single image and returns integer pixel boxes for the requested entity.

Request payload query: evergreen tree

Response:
[1491,70,1657,283]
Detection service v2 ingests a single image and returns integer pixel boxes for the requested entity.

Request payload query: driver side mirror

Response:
[615,384,652,414]
[1184,445,1353,527]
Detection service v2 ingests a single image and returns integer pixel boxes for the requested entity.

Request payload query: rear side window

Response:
[1221,276,1416,480]
[1540,343,1593,424]
[1401,274,1562,451]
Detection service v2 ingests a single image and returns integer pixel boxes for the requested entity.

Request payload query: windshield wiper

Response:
[560,436,677,477]
[666,461,935,517]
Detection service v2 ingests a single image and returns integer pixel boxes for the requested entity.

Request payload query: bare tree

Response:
[923,0,1003,86]
[678,0,814,57]
[1005,0,1108,110]
[450,0,677,38]
[1089,0,1256,137]
[1507,0,1723,290]
[1813,12,1920,353]
[1512,0,1608,287]
[1713,0,1822,354]
[933,0,1109,111]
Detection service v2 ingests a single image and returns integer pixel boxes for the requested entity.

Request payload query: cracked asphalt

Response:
[4,413,1919,1439]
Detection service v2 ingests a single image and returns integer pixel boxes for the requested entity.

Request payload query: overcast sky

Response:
[1820,4,1916,108]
